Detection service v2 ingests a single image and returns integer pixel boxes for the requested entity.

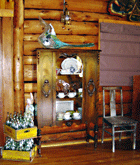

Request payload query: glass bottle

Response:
[29,118,34,128]
[11,141,16,150]
[11,119,16,129]
[19,111,23,122]
[14,120,19,130]
[13,111,17,118]
[16,112,19,123]
[6,112,10,126]
[4,143,10,150]
[9,113,13,126]
[21,118,26,129]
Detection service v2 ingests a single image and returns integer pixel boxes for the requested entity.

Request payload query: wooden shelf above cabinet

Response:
[0,9,14,17]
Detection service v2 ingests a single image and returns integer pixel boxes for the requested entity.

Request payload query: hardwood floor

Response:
[0,139,140,165]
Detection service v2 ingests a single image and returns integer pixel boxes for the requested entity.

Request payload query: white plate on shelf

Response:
[61,58,82,73]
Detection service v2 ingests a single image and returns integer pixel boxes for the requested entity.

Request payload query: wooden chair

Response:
[101,87,138,152]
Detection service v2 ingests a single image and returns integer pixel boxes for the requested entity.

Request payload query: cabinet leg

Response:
[86,123,98,149]
[38,136,42,157]
[35,136,42,157]
[94,124,98,148]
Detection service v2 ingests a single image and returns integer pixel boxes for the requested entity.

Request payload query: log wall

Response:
[23,0,135,142]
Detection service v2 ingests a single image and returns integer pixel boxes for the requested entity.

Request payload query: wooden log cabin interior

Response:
[0,0,140,154]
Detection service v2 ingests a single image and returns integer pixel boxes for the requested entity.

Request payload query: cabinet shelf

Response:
[57,73,82,78]
[56,119,82,126]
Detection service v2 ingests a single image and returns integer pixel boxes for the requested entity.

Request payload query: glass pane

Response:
[56,55,83,121]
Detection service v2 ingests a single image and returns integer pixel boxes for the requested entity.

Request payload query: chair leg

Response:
[112,126,115,152]
[101,121,105,143]
[133,124,137,150]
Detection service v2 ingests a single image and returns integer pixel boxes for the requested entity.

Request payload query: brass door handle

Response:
[42,80,51,98]
[87,78,95,96]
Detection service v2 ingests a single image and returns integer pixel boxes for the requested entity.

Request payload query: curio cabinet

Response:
[37,49,100,138]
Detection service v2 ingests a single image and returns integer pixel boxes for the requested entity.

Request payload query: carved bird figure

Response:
[38,16,95,49]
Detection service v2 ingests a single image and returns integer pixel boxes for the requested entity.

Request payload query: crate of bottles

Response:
[2,137,37,162]
[4,124,37,141]
[5,111,37,141]
[2,145,37,162]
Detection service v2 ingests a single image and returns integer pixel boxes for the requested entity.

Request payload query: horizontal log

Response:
[24,41,42,56]
[24,0,108,14]
[24,9,126,22]
[24,41,98,56]
[24,34,98,43]
[0,9,14,17]
[24,20,99,35]
[24,83,37,93]
[24,64,37,81]
[24,56,37,64]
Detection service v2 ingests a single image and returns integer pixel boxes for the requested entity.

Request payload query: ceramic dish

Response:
[61,58,82,73]
[57,92,65,98]
[67,92,77,98]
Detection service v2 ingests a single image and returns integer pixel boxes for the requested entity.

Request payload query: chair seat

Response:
[104,116,138,126]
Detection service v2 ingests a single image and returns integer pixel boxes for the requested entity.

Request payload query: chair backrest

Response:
[103,87,123,118]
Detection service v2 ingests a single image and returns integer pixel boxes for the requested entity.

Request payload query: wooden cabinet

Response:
[37,49,100,131]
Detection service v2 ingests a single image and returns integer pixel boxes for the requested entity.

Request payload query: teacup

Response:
[64,112,71,120]
[57,92,65,98]
[67,92,76,98]
[73,112,81,120]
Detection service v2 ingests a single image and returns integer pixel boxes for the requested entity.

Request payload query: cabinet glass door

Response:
[55,54,83,122]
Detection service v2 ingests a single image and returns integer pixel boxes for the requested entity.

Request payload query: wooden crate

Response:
[2,145,37,162]
[4,124,37,141]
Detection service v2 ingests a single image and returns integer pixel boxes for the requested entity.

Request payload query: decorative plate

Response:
[61,58,82,73]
